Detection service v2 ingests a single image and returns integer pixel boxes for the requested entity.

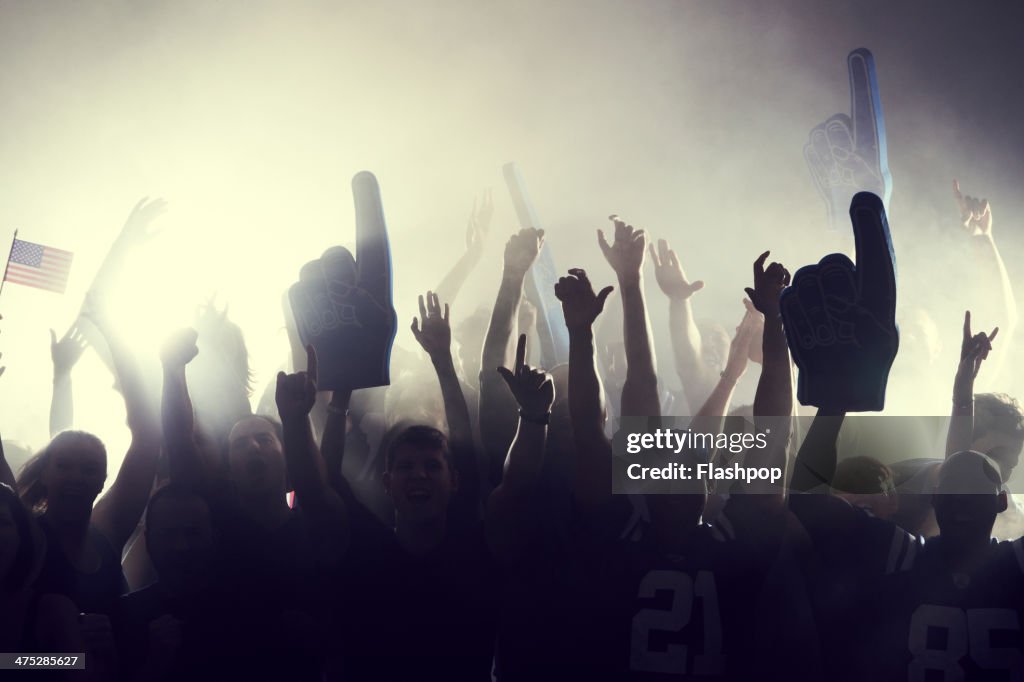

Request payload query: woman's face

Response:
[41,439,107,515]
[0,504,19,583]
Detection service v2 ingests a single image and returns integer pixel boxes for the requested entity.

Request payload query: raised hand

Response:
[780,192,898,411]
[554,268,614,332]
[287,172,398,391]
[745,251,791,317]
[953,180,993,237]
[722,307,762,382]
[50,326,89,378]
[159,328,199,369]
[649,238,704,300]
[957,310,997,382]
[410,291,451,358]
[804,49,891,230]
[503,227,544,277]
[276,344,318,422]
[598,215,645,281]
[115,197,167,249]
[497,334,555,419]
[742,298,766,364]
[466,190,494,260]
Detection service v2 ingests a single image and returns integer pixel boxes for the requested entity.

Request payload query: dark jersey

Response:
[790,493,923,682]
[329,493,499,682]
[863,537,1024,682]
[568,496,792,682]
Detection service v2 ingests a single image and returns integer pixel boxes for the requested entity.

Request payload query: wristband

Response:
[519,409,551,425]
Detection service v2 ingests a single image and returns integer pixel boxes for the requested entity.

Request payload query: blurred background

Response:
[1,0,1022,478]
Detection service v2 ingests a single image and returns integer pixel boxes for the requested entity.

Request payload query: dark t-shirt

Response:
[330,496,499,682]
[114,581,246,682]
[203,489,326,681]
[34,518,127,616]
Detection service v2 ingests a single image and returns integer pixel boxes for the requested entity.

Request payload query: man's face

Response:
[384,445,456,523]
[146,496,216,591]
[227,417,286,496]
[933,493,1005,547]
[971,431,1023,481]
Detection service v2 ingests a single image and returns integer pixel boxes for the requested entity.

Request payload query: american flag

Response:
[4,238,74,293]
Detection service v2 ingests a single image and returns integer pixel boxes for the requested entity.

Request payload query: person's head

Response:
[17,431,107,521]
[383,425,457,525]
[227,416,287,498]
[0,483,37,593]
[932,451,1006,550]
[831,456,898,520]
[188,305,254,451]
[145,484,216,594]
[647,445,708,532]
[971,393,1024,481]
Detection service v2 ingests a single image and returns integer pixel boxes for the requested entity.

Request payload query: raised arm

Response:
[744,252,793,500]
[159,328,207,491]
[435,191,493,305]
[649,238,716,412]
[599,216,658,417]
[411,291,479,523]
[693,305,759,427]
[48,325,89,437]
[276,345,348,545]
[555,268,614,511]
[479,228,544,486]
[88,306,162,554]
[954,181,1016,372]
[485,334,555,558]
[945,310,997,457]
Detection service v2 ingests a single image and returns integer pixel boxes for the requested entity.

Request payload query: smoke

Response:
[0,0,1022,482]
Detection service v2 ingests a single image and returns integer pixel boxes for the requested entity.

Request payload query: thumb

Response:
[596,286,615,312]
[744,287,756,302]
[496,366,515,387]
[690,280,706,292]
[50,329,57,346]
[276,371,287,389]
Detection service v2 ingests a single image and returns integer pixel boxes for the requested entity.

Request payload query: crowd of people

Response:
[1,181,1022,682]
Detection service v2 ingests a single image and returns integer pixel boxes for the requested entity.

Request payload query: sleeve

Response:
[789,492,922,577]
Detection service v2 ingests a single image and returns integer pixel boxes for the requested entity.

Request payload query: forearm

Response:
[668,297,713,410]
[619,276,659,417]
[691,375,737,434]
[321,390,351,494]
[433,353,474,453]
[791,409,845,491]
[975,234,1017,343]
[569,328,613,508]
[49,373,74,437]
[161,366,205,488]
[433,351,480,513]
[485,418,546,560]
[754,316,793,419]
[479,271,527,480]
[946,369,975,457]
[283,414,340,515]
[747,318,792,495]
